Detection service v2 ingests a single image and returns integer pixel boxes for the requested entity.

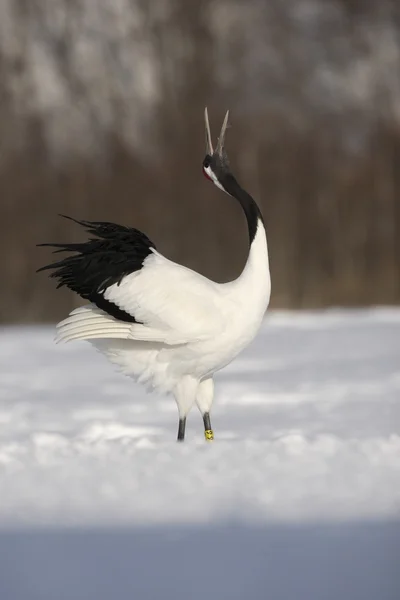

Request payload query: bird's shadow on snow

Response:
[0,521,399,600]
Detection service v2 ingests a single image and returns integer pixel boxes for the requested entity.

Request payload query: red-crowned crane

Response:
[38,109,271,441]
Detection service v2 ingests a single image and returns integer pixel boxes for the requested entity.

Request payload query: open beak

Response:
[204,107,214,155]
[204,107,229,157]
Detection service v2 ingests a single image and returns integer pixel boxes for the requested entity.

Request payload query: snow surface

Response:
[0,309,399,599]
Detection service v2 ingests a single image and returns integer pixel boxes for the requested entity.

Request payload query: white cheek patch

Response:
[204,165,230,195]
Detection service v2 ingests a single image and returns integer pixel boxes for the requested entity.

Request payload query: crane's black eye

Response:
[203,155,212,169]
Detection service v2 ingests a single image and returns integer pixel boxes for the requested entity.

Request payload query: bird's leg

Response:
[174,377,198,442]
[177,417,186,442]
[196,378,215,442]
[203,412,214,441]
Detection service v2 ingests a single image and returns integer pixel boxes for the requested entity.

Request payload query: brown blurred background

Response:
[1,0,399,323]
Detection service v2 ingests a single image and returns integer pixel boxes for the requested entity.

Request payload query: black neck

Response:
[221,173,264,244]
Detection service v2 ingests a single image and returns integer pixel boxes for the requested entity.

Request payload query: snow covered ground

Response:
[0,309,399,599]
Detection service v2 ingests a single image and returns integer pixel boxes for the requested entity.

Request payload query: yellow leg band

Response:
[204,429,214,441]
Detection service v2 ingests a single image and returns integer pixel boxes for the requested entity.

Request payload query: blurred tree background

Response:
[0,0,399,323]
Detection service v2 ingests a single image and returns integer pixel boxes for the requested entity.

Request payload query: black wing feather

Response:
[37,215,155,323]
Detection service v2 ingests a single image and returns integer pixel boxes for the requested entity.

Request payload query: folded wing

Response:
[38,216,225,345]
[103,250,224,342]
[56,251,225,345]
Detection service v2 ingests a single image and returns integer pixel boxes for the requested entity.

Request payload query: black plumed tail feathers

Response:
[37,215,156,323]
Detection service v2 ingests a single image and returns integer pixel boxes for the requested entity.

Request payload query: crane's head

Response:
[203,107,231,194]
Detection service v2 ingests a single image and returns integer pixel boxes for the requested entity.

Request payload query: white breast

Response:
[163,220,271,380]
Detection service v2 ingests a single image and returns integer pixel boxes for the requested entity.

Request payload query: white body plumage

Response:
[57,222,270,417]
